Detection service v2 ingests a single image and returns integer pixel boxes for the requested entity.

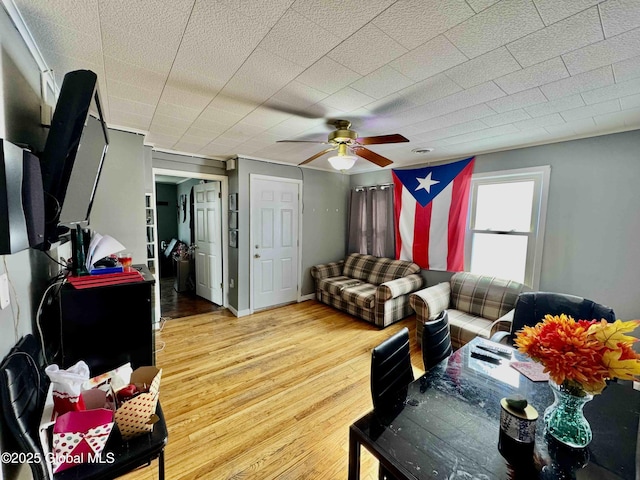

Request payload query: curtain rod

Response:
[353,183,393,192]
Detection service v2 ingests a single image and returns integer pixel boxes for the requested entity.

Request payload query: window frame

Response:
[464,165,551,289]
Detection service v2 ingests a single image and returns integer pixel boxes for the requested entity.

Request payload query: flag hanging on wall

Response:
[392,156,475,271]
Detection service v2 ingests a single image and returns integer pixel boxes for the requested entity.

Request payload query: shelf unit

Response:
[145,193,157,273]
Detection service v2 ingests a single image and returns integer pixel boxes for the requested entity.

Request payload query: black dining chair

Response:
[0,334,167,480]
[491,291,616,346]
[421,310,453,371]
[370,327,414,480]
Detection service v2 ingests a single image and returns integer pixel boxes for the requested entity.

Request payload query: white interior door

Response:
[194,182,223,305]
[251,177,300,310]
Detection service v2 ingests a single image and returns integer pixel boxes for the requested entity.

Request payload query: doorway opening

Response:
[152,168,228,321]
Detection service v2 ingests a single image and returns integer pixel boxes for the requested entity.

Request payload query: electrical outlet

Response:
[0,274,10,309]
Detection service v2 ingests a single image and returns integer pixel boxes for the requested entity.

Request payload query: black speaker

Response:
[0,139,45,254]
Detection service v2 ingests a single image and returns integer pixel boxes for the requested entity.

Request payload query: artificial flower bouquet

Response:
[515,314,640,395]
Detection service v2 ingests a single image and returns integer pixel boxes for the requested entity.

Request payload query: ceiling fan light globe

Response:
[328,155,357,171]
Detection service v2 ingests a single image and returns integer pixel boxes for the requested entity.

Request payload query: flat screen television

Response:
[38,70,109,249]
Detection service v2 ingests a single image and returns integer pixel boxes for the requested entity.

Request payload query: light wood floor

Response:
[121,300,423,480]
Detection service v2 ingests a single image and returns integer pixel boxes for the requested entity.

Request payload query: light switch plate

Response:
[0,273,9,309]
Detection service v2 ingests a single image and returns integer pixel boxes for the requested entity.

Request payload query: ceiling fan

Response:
[277,119,409,170]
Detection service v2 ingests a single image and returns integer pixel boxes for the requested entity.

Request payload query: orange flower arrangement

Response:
[515,314,640,395]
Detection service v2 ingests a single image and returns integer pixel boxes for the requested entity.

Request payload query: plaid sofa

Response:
[410,272,526,349]
[310,253,424,328]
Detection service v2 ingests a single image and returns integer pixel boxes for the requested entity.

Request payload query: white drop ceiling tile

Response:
[439,124,520,145]
[291,0,393,39]
[185,123,228,139]
[328,24,408,76]
[514,113,566,130]
[319,87,376,112]
[268,81,329,109]
[267,117,326,136]
[413,120,488,142]
[445,48,521,89]
[258,10,340,68]
[532,0,604,25]
[98,0,191,51]
[390,36,468,82]
[108,110,152,131]
[159,85,213,112]
[154,103,201,122]
[145,132,181,147]
[296,57,362,94]
[219,0,294,27]
[560,99,621,121]
[495,57,570,94]
[101,27,176,75]
[350,66,415,100]
[621,93,640,109]
[540,66,614,100]
[150,113,193,131]
[191,113,242,132]
[213,133,247,146]
[397,74,462,106]
[149,122,189,139]
[362,93,419,116]
[445,0,544,58]
[410,104,498,132]
[525,94,586,117]
[108,97,156,118]
[592,111,627,129]
[481,109,532,127]
[507,7,603,68]
[109,79,163,106]
[372,0,474,50]
[225,123,269,140]
[486,88,548,113]
[562,27,640,75]
[613,55,640,82]
[581,78,640,104]
[174,135,212,149]
[14,0,99,35]
[203,96,257,118]
[619,106,640,125]
[422,82,506,118]
[241,106,293,129]
[467,0,501,13]
[22,13,102,65]
[103,56,167,94]
[599,0,640,38]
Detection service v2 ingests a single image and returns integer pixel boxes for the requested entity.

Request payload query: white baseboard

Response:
[299,293,315,302]
[228,305,252,317]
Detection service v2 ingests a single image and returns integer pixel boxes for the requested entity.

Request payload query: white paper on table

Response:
[85,234,126,269]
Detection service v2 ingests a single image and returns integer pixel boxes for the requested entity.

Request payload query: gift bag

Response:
[52,408,114,473]
[45,361,90,416]
[115,366,162,440]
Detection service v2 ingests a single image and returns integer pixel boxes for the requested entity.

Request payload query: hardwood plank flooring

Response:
[121,301,423,480]
[160,276,224,319]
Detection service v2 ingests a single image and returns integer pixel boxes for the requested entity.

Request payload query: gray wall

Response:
[155,183,178,244]
[151,150,226,176]
[350,130,640,320]
[177,178,200,244]
[232,158,350,313]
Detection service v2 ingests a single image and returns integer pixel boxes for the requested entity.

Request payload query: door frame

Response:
[249,174,303,314]
[152,168,229,321]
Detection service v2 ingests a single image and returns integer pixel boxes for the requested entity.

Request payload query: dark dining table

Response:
[349,336,640,479]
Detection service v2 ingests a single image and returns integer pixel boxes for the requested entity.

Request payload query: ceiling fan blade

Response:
[298,147,337,166]
[352,146,393,168]
[355,134,409,145]
[277,140,330,144]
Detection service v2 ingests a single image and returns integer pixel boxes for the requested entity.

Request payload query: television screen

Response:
[39,70,109,248]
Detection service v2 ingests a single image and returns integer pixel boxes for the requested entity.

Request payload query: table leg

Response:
[349,426,361,480]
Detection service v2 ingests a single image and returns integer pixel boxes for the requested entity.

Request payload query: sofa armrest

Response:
[377,274,424,301]
[409,282,451,321]
[489,309,515,337]
[311,260,344,280]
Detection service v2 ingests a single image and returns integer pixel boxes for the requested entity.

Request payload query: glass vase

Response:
[544,380,593,448]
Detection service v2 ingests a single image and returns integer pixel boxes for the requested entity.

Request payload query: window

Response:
[465,166,550,288]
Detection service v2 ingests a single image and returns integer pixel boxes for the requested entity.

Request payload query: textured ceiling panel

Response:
[15,0,640,171]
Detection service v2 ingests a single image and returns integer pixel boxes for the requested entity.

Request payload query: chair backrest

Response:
[511,291,616,338]
[0,334,50,479]
[421,311,453,371]
[370,327,414,410]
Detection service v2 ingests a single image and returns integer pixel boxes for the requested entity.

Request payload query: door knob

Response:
[254,254,260,258]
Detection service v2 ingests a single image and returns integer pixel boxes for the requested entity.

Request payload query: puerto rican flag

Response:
[392,157,475,271]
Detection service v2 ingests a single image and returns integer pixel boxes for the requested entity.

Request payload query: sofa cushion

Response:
[341,283,377,309]
[450,272,524,321]
[447,309,494,350]
[317,276,360,296]
[366,257,421,285]
[342,253,378,282]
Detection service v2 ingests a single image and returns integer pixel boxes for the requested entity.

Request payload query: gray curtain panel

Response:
[347,186,395,258]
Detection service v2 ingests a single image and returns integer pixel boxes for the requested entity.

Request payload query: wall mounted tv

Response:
[38,70,109,249]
